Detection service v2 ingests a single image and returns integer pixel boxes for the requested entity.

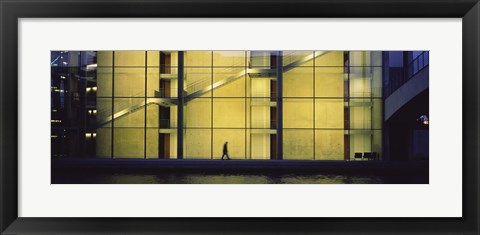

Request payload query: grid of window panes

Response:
[282,51,382,160]
[52,50,382,160]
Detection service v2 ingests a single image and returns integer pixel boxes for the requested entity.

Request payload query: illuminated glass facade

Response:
[51,51,383,160]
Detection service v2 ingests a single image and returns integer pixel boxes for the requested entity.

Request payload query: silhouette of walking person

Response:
[221,141,231,160]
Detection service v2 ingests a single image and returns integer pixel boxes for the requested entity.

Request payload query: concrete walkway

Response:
[52,157,428,175]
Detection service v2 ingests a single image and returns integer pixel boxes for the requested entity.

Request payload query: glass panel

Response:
[147,51,160,67]
[315,67,344,98]
[185,98,211,128]
[315,99,344,129]
[370,51,382,66]
[349,67,372,98]
[248,51,275,67]
[97,51,113,67]
[250,78,272,98]
[283,50,313,67]
[283,129,314,160]
[146,105,160,127]
[350,99,371,130]
[315,130,344,160]
[372,130,382,160]
[349,51,371,66]
[250,133,271,160]
[113,98,145,127]
[96,98,112,126]
[185,51,212,67]
[213,98,245,128]
[167,51,179,67]
[146,104,177,129]
[315,51,344,67]
[283,99,313,128]
[251,106,271,129]
[213,129,245,160]
[185,67,212,98]
[213,51,246,67]
[372,98,382,130]
[146,67,159,97]
[145,128,158,159]
[213,67,246,97]
[349,130,372,160]
[114,68,145,97]
[113,127,145,158]
[170,106,178,128]
[96,68,112,97]
[283,67,313,97]
[114,51,146,67]
[372,67,382,98]
[185,129,211,159]
[167,131,178,159]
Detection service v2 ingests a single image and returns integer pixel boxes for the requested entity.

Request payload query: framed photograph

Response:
[1,0,478,234]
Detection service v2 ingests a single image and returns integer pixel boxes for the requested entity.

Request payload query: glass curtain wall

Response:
[282,51,382,160]
[96,51,179,159]
[52,50,382,160]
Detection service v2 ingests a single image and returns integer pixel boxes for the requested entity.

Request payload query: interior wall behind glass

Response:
[283,129,314,160]
[315,67,344,98]
[185,51,212,67]
[146,128,158,159]
[146,67,160,97]
[97,51,113,67]
[96,127,111,158]
[283,67,313,97]
[283,99,314,128]
[185,129,211,159]
[212,98,245,128]
[213,51,245,67]
[315,51,344,67]
[96,68,112,97]
[113,127,145,158]
[114,51,145,67]
[185,98,211,128]
[315,130,344,160]
[315,99,344,129]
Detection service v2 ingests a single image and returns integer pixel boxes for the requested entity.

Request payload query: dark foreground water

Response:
[52,172,427,184]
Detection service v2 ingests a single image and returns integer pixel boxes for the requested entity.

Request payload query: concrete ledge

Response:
[52,157,428,176]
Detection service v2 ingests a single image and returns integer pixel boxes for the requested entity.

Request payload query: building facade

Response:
[52,51,384,160]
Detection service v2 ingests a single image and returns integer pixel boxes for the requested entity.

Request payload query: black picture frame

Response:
[1,0,479,234]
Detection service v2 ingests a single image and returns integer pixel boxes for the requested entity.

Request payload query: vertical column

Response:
[344,51,351,160]
[276,51,283,160]
[111,51,115,159]
[177,51,184,159]
[144,51,147,159]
